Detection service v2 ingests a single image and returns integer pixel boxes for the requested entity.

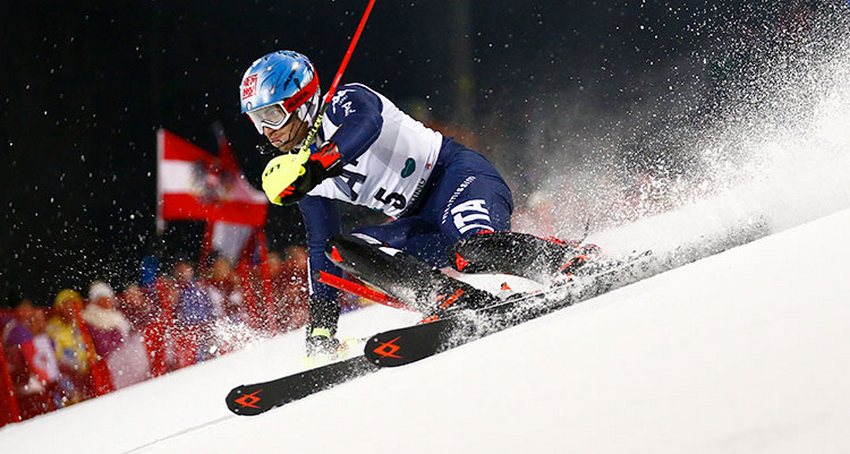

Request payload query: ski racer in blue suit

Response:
[241,51,580,358]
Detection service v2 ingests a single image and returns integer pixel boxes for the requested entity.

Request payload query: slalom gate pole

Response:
[317,271,412,311]
[295,0,377,163]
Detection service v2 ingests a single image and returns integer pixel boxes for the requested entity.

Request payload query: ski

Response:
[365,250,654,367]
[225,249,653,415]
[225,355,376,416]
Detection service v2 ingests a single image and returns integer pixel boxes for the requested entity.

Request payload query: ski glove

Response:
[262,142,343,206]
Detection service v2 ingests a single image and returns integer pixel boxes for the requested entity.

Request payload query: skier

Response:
[240,50,593,358]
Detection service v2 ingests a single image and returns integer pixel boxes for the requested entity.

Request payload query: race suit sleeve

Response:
[325,85,384,164]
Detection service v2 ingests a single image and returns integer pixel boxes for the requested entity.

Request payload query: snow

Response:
[4,207,850,453]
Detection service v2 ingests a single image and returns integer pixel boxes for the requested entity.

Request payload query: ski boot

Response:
[450,231,602,284]
[304,326,350,367]
[326,234,500,318]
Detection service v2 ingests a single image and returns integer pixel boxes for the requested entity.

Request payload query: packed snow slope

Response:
[4,208,850,453]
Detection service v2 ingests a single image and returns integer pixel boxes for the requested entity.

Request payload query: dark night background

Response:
[1,1,844,304]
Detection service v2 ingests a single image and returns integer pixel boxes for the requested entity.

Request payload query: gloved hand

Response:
[261,142,343,206]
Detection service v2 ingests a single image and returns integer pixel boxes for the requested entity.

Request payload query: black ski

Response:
[366,318,451,367]
[225,249,654,415]
[365,249,654,367]
[225,355,376,416]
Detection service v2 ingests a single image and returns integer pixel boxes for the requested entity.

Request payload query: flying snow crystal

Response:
[520,4,850,243]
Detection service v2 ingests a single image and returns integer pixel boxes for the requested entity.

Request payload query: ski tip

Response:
[364,321,447,367]
[226,385,270,416]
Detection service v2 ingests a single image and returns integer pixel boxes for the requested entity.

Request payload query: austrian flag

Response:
[156,129,267,233]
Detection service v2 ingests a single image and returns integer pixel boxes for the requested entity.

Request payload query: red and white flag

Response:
[156,129,268,234]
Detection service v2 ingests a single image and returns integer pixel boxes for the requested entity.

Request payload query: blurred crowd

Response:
[0,246,313,424]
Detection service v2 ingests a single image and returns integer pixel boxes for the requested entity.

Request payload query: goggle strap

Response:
[282,72,320,113]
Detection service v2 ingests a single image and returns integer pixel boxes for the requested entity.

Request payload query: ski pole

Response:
[295,0,377,163]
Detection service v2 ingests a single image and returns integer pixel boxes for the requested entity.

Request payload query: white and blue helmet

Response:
[239,50,321,135]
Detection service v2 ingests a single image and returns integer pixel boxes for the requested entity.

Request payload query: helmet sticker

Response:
[242,74,258,100]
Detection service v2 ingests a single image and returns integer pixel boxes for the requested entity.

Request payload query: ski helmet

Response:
[239,50,321,135]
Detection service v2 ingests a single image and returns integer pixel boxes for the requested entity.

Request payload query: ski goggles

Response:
[246,74,320,135]
[246,102,294,135]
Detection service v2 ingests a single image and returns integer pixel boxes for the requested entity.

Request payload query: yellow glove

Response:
[261,154,307,205]
[262,143,343,206]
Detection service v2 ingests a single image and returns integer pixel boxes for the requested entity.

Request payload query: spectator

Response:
[269,247,310,331]
[172,260,217,367]
[173,260,217,327]
[117,283,162,377]
[151,275,181,373]
[2,299,60,419]
[82,281,148,389]
[267,251,286,326]
[204,256,245,324]
[118,284,160,332]
[203,256,253,353]
[45,290,90,406]
[82,282,130,358]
